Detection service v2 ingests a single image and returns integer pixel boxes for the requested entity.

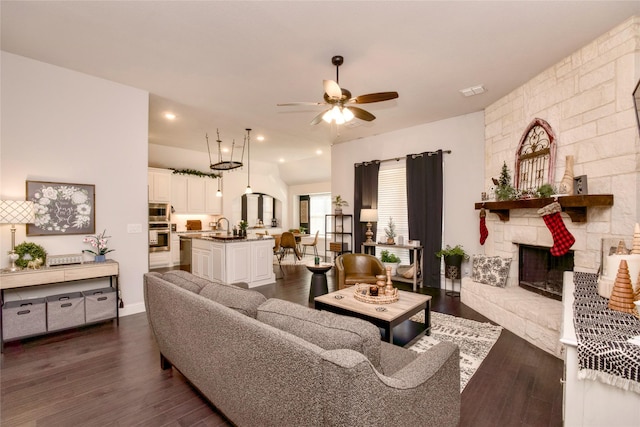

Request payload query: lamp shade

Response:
[360,209,378,223]
[0,200,35,224]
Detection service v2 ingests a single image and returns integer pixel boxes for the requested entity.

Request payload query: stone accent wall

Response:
[483,16,640,284]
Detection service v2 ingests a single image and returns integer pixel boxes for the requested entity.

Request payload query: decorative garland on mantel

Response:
[170,168,221,179]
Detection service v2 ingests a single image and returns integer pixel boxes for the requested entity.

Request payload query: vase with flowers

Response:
[83,229,115,262]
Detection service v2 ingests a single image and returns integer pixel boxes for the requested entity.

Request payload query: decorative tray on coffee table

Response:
[353,283,399,304]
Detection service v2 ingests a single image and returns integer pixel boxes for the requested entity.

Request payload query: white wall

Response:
[1,52,149,316]
[149,143,289,227]
[331,111,486,279]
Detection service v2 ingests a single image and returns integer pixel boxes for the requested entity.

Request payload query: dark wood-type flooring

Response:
[1,264,563,426]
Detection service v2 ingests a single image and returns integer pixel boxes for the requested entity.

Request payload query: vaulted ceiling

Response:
[2,1,638,184]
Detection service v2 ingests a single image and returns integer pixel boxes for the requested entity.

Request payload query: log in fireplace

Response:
[518,244,574,301]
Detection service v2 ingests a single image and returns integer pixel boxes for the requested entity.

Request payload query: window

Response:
[376,161,410,264]
[308,193,331,236]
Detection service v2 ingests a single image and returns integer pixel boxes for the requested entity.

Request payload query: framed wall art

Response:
[26,180,95,236]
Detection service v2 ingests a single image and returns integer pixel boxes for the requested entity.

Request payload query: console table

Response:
[361,243,423,292]
[0,260,119,350]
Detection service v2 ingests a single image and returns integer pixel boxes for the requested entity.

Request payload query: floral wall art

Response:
[26,180,95,236]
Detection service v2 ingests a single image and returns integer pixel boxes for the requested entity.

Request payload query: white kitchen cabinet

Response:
[192,246,213,281]
[210,243,225,282]
[148,168,172,203]
[205,178,222,214]
[172,176,221,214]
[171,175,188,213]
[251,241,274,283]
[190,238,275,287]
[171,233,180,266]
[187,177,206,213]
[225,242,251,284]
[149,251,171,269]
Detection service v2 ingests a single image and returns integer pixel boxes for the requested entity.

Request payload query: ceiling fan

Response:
[277,55,399,125]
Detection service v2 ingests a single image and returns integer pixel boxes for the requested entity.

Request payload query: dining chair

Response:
[280,231,301,262]
[273,234,284,277]
[302,230,319,257]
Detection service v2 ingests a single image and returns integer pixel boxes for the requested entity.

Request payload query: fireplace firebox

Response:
[518,244,574,301]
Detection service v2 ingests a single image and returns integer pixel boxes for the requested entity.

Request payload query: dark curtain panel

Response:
[406,150,443,288]
[354,161,380,254]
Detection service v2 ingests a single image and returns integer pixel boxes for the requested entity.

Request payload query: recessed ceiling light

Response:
[222,147,229,153]
[164,112,176,120]
[459,85,486,97]
[279,158,285,163]
[256,135,265,141]
[316,149,323,155]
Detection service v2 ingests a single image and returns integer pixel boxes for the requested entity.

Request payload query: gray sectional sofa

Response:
[143,270,460,426]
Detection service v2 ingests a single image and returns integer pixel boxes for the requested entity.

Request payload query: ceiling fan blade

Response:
[351,92,399,104]
[323,80,342,99]
[310,109,329,125]
[277,102,325,106]
[346,106,376,122]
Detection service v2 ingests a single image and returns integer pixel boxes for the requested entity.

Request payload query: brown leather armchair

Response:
[335,253,385,290]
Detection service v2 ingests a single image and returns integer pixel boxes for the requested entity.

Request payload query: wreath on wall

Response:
[13,242,47,268]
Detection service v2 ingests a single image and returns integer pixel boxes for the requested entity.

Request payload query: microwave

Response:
[149,203,170,222]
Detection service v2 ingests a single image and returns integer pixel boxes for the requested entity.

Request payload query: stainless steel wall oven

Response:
[149,222,170,252]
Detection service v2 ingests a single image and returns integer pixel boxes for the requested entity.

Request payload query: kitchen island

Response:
[190,235,275,288]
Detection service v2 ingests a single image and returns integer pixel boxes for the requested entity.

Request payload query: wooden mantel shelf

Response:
[474,194,614,223]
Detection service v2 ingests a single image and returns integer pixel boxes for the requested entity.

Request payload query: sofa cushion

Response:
[256,298,382,370]
[160,270,212,294]
[472,255,512,287]
[199,282,266,318]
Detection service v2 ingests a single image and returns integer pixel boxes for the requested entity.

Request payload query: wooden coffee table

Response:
[314,287,431,347]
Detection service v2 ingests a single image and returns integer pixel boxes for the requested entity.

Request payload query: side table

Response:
[306,262,333,304]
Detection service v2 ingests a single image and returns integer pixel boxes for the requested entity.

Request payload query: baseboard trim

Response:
[120,302,146,317]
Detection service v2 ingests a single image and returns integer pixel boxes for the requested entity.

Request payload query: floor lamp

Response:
[360,209,378,244]
[0,200,35,271]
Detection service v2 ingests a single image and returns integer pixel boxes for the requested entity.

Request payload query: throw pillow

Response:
[472,255,512,287]
[256,298,382,370]
[199,282,267,318]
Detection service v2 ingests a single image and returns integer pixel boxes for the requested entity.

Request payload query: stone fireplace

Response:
[462,17,640,358]
[518,244,574,301]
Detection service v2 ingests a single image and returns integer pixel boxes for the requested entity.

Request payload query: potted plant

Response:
[380,249,401,276]
[384,217,396,244]
[238,220,248,237]
[83,229,115,262]
[435,244,469,279]
[332,195,349,214]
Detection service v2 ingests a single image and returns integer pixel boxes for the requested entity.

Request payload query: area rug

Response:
[409,311,503,392]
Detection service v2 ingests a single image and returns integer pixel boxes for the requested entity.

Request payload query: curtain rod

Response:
[355,150,452,167]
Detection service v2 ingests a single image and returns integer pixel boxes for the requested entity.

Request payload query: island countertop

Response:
[181,234,274,243]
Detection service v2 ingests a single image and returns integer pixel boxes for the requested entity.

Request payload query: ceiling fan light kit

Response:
[278,55,398,126]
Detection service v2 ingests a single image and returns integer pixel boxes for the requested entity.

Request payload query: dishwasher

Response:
[179,237,192,272]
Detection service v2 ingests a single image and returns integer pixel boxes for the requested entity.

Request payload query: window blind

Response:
[376,160,409,264]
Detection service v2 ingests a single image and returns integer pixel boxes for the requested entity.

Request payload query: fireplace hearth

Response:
[518,244,574,301]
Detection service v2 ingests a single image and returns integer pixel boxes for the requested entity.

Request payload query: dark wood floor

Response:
[1,265,563,426]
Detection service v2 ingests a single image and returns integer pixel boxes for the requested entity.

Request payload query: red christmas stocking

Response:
[479,208,488,245]
[538,202,575,256]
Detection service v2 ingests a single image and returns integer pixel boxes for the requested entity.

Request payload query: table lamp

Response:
[360,209,378,244]
[0,200,35,271]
